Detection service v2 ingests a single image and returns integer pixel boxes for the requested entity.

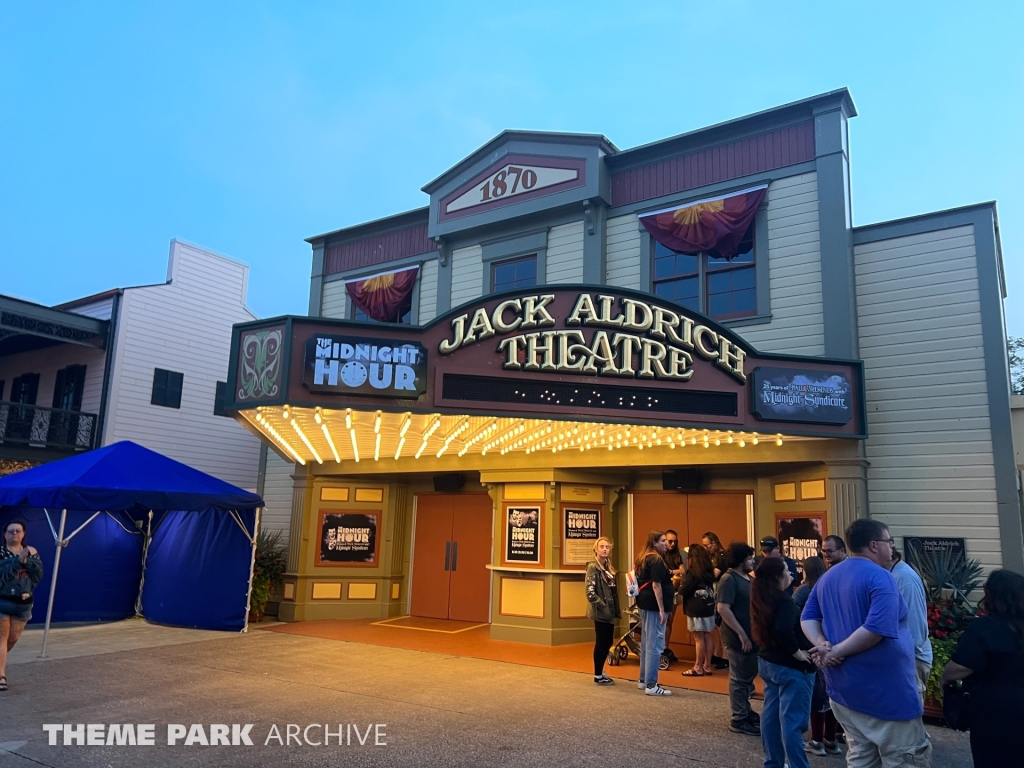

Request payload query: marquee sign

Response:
[439,292,747,384]
[228,285,866,438]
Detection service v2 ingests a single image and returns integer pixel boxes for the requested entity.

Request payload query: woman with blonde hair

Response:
[585,536,620,685]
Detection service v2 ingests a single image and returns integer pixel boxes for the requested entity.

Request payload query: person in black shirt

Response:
[0,520,43,693]
[942,569,1024,768]
[680,542,717,676]
[750,556,815,768]
[662,529,685,662]
[759,536,800,594]
[634,530,673,696]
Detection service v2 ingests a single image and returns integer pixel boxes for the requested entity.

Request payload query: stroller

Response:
[607,605,671,670]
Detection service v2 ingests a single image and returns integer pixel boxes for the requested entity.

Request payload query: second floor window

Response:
[492,255,537,293]
[653,223,756,321]
[353,292,413,324]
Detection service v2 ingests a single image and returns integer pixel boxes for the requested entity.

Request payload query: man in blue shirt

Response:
[801,519,931,768]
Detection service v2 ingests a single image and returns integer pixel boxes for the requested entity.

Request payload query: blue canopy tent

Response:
[0,441,263,656]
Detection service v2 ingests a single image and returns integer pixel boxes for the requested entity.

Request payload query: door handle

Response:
[451,541,458,572]
[444,541,451,571]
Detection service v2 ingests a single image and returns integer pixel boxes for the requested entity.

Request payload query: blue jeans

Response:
[638,608,666,687]
[758,658,814,768]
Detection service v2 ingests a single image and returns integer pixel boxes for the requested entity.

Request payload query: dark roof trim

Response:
[0,294,109,349]
[852,201,997,245]
[608,88,856,172]
[306,206,430,246]
[421,130,619,194]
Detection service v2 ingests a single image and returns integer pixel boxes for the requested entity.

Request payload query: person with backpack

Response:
[585,536,620,686]
[633,530,673,696]
[680,542,717,677]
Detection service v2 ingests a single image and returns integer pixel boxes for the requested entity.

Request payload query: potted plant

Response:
[908,545,982,717]
[250,529,287,623]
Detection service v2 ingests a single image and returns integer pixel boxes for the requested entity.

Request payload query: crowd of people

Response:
[584,519,1024,768]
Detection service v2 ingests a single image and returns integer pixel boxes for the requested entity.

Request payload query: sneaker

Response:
[638,681,646,690]
[746,710,761,725]
[594,675,615,685]
[645,684,672,696]
[823,741,843,755]
[729,720,761,736]
[805,740,826,756]
[712,656,730,669]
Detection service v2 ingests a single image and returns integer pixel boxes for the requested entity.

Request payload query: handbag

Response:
[941,681,971,731]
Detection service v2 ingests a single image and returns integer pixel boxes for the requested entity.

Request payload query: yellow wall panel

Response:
[500,578,545,617]
[558,579,588,618]
[347,582,377,600]
[311,582,342,600]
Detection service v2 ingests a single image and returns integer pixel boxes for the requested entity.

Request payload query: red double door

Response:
[410,493,492,623]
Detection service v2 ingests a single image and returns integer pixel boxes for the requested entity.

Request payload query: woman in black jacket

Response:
[942,569,1024,768]
[0,520,44,692]
[585,536,620,685]
[680,543,717,676]
[750,556,815,768]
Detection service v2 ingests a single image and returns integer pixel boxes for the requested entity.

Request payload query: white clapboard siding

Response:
[0,345,107,416]
[545,221,585,284]
[102,240,262,490]
[320,280,348,319]
[854,224,1002,569]
[606,214,641,289]
[450,245,483,307]
[735,172,823,356]
[418,258,439,324]
[261,449,295,547]
[67,296,115,320]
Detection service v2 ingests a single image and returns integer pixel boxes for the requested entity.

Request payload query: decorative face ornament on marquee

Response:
[438,292,747,384]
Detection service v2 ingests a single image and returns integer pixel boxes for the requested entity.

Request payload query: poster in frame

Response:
[316,509,381,567]
[561,504,603,567]
[775,512,826,573]
[504,503,542,565]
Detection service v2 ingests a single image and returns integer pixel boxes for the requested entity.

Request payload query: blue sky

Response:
[2,3,1022,334]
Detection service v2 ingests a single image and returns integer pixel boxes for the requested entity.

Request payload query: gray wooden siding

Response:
[605,214,642,290]
[450,245,483,307]
[103,241,262,490]
[418,258,439,324]
[261,449,295,548]
[855,224,1003,569]
[320,280,348,319]
[545,221,585,284]
[734,172,823,355]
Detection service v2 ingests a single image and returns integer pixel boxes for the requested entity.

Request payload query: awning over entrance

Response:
[225,285,866,465]
[240,405,821,468]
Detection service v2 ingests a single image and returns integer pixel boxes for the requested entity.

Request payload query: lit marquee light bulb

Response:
[776,434,784,446]
[752,433,759,445]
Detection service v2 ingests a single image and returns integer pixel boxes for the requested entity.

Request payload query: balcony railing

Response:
[0,402,97,452]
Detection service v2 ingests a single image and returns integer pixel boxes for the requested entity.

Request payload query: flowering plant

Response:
[926,599,974,640]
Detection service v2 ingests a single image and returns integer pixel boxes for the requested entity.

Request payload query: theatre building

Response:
[229,89,1021,645]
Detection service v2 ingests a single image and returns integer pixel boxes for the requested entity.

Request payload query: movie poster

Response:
[563,507,600,566]
[318,512,379,565]
[505,506,541,564]
[776,515,824,571]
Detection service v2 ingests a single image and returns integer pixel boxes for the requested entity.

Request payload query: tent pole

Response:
[135,511,153,618]
[39,508,68,659]
[242,507,261,633]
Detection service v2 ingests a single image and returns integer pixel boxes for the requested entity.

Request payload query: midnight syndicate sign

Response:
[751,367,852,425]
[304,335,427,398]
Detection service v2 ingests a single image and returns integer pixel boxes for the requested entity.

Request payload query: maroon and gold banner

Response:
[345,266,419,322]
[640,185,767,260]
